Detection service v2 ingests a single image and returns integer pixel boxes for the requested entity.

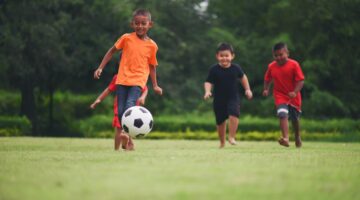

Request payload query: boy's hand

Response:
[204,91,212,100]
[137,97,146,105]
[245,89,253,100]
[262,89,269,97]
[90,99,101,109]
[94,68,102,79]
[153,86,163,95]
[288,91,297,98]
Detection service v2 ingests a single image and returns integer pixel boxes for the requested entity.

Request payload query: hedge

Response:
[0,116,32,136]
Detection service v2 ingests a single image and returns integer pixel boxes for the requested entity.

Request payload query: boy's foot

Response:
[219,143,225,148]
[120,134,129,150]
[228,138,237,145]
[278,137,290,147]
[295,137,302,148]
[127,143,135,151]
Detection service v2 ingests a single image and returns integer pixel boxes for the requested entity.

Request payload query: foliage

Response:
[77,113,360,140]
[1,0,360,136]
[0,116,31,136]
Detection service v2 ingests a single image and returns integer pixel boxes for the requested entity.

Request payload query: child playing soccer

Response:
[90,74,148,151]
[262,42,305,148]
[204,43,253,148]
[93,9,162,138]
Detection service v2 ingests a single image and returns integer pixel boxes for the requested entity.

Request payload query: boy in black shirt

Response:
[204,43,253,148]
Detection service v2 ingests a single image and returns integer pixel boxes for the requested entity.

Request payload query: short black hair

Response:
[132,9,152,21]
[216,42,234,54]
[272,42,288,51]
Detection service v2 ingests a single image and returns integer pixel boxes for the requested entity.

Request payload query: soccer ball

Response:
[121,106,153,138]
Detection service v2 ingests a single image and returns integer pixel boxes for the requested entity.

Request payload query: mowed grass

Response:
[0,137,359,200]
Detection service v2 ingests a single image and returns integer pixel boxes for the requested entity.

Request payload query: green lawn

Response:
[1,137,359,200]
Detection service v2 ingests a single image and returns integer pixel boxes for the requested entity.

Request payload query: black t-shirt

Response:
[205,63,245,103]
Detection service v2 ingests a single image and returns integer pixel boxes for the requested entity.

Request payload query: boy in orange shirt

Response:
[90,74,148,151]
[93,9,162,139]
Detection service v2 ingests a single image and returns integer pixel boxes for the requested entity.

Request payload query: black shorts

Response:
[213,99,240,125]
[276,104,301,121]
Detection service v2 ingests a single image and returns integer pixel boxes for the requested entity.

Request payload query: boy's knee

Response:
[277,107,289,119]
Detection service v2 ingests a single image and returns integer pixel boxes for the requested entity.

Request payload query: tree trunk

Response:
[20,81,37,135]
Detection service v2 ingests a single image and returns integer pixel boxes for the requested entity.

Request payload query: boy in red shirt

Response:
[93,9,162,140]
[263,42,305,148]
[90,74,148,151]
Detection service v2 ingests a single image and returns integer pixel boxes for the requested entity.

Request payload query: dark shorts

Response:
[276,104,301,121]
[213,99,240,125]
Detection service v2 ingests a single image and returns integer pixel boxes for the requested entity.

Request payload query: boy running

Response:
[204,43,253,148]
[93,9,162,141]
[263,42,305,148]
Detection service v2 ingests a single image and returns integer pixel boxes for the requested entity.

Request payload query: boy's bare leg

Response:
[228,115,238,145]
[127,137,135,150]
[292,120,302,148]
[114,127,122,150]
[278,117,290,147]
[217,122,226,148]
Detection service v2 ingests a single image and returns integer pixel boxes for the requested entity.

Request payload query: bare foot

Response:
[120,134,129,150]
[228,138,237,145]
[219,143,225,148]
[278,137,290,147]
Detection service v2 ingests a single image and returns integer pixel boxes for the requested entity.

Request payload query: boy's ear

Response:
[232,53,236,59]
[149,21,154,27]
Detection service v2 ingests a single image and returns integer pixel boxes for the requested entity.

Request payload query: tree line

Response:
[1,0,359,134]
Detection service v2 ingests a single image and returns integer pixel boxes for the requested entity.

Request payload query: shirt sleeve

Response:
[237,65,245,79]
[149,43,158,66]
[264,65,272,82]
[114,34,129,50]
[142,86,148,93]
[206,67,215,84]
[294,62,305,81]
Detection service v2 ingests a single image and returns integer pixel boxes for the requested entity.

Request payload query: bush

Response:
[0,116,32,136]
[0,90,21,115]
[303,90,350,118]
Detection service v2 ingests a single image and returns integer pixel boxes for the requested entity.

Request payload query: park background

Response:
[1,0,359,140]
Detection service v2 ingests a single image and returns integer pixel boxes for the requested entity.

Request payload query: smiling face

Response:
[131,15,153,39]
[216,50,235,68]
[273,47,289,66]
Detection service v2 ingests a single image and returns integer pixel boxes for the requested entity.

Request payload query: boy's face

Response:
[216,50,234,67]
[131,15,152,38]
[273,48,289,66]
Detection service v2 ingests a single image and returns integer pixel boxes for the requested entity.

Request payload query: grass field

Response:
[1,137,359,200]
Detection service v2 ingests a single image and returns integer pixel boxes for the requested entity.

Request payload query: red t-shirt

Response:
[264,59,305,111]
[108,75,148,115]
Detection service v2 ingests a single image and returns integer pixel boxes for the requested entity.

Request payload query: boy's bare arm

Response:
[90,88,111,109]
[240,75,253,99]
[94,46,118,79]
[137,88,148,105]
[149,65,163,95]
[263,80,272,96]
[204,82,212,100]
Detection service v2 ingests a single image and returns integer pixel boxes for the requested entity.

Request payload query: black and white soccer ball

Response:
[121,106,153,138]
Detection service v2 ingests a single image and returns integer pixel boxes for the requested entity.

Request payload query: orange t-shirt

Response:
[114,32,158,88]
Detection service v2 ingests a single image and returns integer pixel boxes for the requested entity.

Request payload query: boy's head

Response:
[131,9,153,39]
[216,43,235,68]
[272,42,289,66]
